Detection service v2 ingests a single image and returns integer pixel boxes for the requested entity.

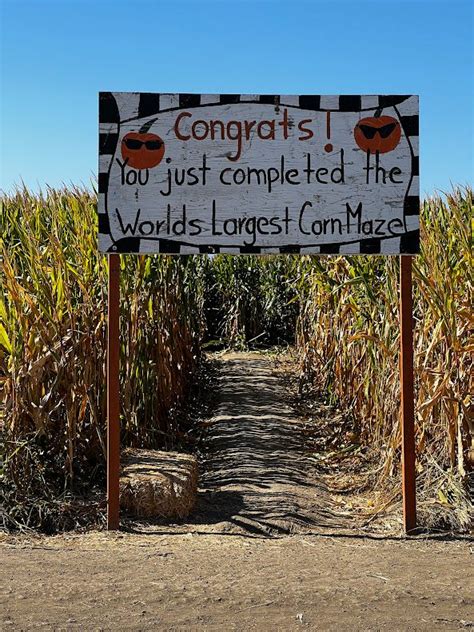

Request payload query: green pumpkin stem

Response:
[139,118,158,134]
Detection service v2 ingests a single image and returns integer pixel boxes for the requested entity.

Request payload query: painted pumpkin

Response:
[121,120,165,169]
[354,115,401,154]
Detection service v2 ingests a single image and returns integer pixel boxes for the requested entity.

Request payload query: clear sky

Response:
[1,0,472,196]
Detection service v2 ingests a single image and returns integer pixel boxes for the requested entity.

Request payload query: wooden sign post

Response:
[99,93,420,532]
[106,253,120,530]
[400,255,417,533]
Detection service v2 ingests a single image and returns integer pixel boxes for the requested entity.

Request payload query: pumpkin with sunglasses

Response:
[354,115,401,154]
[121,127,165,170]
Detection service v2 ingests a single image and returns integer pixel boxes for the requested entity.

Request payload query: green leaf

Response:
[0,322,12,353]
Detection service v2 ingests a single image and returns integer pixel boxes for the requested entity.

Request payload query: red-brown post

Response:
[107,253,121,530]
[400,255,417,533]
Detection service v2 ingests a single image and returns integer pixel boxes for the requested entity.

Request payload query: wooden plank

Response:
[98,93,419,255]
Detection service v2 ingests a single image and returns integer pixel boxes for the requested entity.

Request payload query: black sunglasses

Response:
[357,122,398,140]
[123,138,164,151]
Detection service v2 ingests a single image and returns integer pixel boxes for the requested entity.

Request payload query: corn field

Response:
[296,187,473,530]
[0,188,206,530]
[1,185,472,531]
[203,255,299,348]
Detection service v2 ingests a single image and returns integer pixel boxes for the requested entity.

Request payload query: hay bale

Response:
[120,449,198,519]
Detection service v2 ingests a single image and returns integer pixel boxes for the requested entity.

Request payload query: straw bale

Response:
[120,449,198,519]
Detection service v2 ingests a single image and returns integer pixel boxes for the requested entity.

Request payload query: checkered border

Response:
[99,93,419,255]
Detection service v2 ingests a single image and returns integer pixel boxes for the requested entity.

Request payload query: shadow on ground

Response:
[129,353,355,537]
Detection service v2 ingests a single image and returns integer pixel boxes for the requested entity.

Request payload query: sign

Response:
[98,93,419,255]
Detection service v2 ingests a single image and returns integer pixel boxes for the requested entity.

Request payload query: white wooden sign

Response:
[98,93,419,254]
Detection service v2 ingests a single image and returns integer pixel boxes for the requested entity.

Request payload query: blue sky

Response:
[1,0,472,196]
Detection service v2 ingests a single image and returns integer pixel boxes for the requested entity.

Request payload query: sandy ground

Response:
[1,531,472,631]
[1,353,472,630]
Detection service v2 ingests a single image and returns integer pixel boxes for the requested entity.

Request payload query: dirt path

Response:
[123,351,350,537]
[193,352,349,535]
[1,531,472,631]
[1,352,472,630]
